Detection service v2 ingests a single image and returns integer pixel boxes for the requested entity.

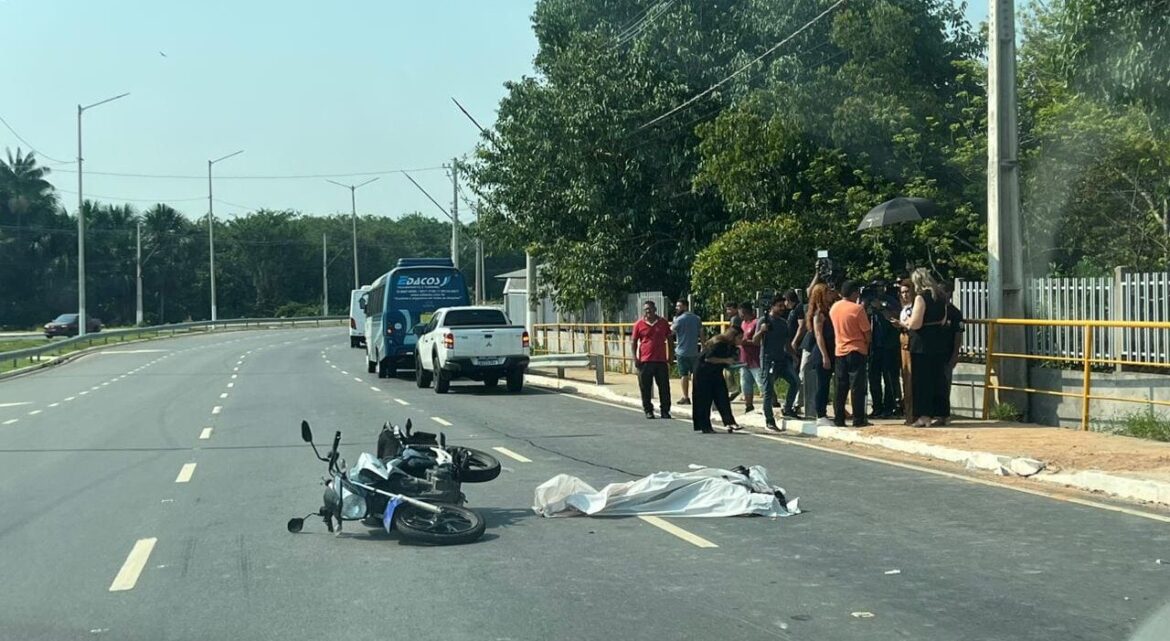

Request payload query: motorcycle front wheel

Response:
[452,447,502,483]
[393,503,486,545]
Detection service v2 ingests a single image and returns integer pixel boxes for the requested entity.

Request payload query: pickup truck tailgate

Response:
[448,327,525,360]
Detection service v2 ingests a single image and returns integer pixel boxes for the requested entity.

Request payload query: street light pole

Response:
[207,150,244,322]
[326,177,379,290]
[136,222,143,326]
[76,92,129,337]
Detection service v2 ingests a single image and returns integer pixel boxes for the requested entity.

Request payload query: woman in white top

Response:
[898,280,915,424]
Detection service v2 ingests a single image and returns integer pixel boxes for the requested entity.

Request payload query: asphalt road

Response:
[1,327,1168,641]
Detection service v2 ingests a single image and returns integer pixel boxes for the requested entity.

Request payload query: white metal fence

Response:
[954,271,1170,365]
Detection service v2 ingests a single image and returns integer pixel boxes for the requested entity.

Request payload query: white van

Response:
[348,286,371,348]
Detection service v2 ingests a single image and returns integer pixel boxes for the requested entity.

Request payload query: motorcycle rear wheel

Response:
[393,503,485,545]
[453,447,502,483]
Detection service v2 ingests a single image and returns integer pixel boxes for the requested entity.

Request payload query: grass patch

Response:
[1109,408,1170,442]
[990,401,1024,422]
[0,338,50,352]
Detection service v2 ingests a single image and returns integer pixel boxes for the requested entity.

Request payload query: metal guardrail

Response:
[533,321,728,375]
[978,318,1170,430]
[1,316,346,372]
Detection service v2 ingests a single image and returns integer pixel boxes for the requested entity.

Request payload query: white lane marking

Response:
[431,417,453,427]
[101,382,110,386]
[231,374,238,379]
[233,367,239,372]
[90,386,100,391]
[638,516,718,548]
[108,538,158,592]
[331,365,337,369]
[101,349,169,354]
[2,419,17,425]
[219,393,229,399]
[353,377,363,382]
[174,463,197,483]
[751,433,1170,524]
[226,382,234,389]
[0,402,31,408]
[48,402,59,408]
[199,427,213,440]
[370,386,382,392]
[492,446,531,463]
[340,370,349,375]
[393,398,409,406]
[64,396,76,401]
[212,406,222,415]
[27,410,41,416]
[79,391,89,396]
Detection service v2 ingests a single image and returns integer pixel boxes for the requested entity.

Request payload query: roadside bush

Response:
[1110,409,1170,442]
[273,302,321,318]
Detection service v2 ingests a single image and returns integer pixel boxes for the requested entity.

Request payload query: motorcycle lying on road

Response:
[287,419,493,545]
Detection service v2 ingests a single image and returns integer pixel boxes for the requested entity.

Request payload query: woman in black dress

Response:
[692,325,743,434]
[902,268,951,426]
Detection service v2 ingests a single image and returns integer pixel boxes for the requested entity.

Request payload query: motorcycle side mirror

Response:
[287,518,304,533]
[300,420,313,443]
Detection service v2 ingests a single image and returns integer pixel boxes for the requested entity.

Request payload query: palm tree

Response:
[0,147,56,218]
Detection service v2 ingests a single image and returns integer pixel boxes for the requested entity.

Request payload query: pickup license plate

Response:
[474,357,505,366]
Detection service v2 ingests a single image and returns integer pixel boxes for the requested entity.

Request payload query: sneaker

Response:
[678,398,691,405]
[852,421,872,428]
[661,412,673,420]
[833,421,847,428]
[781,408,799,419]
[744,403,755,413]
[645,411,656,419]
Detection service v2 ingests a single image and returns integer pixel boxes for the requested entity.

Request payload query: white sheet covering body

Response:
[532,466,800,518]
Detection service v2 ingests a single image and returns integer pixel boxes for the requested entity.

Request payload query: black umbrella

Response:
[857,197,939,231]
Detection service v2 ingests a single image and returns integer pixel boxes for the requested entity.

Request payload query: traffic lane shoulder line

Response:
[638,516,718,548]
[492,446,531,463]
[751,433,1170,524]
[108,538,158,592]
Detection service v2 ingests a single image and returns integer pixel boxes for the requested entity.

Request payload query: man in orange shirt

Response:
[829,281,872,427]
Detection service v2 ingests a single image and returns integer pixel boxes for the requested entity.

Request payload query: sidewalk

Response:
[526,366,1170,508]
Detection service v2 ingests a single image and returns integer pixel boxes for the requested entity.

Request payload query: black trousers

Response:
[834,351,868,426]
[867,347,901,414]
[812,346,834,418]
[910,352,948,418]
[636,361,671,414]
[692,368,735,431]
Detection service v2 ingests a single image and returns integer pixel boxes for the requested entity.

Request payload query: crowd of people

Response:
[629,267,965,434]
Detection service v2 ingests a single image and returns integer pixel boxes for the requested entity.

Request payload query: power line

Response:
[54,187,206,203]
[47,165,447,180]
[613,1,675,48]
[636,0,847,132]
[0,114,71,164]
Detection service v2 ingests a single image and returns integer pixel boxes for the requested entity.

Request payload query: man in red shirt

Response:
[631,300,672,419]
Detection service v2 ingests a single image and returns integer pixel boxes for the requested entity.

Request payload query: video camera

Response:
[861,280,897,317]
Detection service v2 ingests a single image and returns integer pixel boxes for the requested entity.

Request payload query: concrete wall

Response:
[947,362,1170,429]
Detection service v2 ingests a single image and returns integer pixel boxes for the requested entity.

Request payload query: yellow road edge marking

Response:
[174,463,197,483]
[492,446,531,463]
[199,427,213,440]
[108,538,157,592]
[638,516,718,548]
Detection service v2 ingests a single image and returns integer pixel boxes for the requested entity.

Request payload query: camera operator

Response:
[863,281,902,419]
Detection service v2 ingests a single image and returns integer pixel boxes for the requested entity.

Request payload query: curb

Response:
[525,373,1170,507]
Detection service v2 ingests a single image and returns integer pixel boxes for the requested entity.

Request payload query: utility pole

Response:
[76,92,130,336]
[208,150,244,322]
[322,234,329,316]
[987,0,1029,414]
[136,222,143,326]
[475,201,484,304]
[326,177,379,289]
[450,159,460,270]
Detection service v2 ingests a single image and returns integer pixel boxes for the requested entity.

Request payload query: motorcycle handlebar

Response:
[328,431,342,473]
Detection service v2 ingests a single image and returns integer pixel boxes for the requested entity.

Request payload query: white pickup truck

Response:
[413,306,530,394]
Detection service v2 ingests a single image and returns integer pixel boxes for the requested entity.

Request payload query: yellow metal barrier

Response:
[978,318,1170,430]
[533,321,727,375]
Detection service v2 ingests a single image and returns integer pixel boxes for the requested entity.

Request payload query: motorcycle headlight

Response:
[340,487,367,520]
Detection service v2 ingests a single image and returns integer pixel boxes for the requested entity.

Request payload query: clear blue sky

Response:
[1,0,987,223]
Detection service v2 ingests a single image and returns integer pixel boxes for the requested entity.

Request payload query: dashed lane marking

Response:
[353,377,363,382]
[64,396,75,401]
[212,406,222,415]
[0,402,31,408]
[199,427,213,440]
[109,538,157,592]
[370,386,382,392]
[393,398,409,406]
[638,516,718,548]
[48,402,59,407]
[431,417,453,427]
[2,419,17,425]
[219,393,229,399]
[492,446,531,463]
[174,463,197,483]
[227,382,234,389]
[27,409,42,416]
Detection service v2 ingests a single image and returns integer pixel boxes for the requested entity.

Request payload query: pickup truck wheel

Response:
[434,357,450,394]
[483,376,498,389]
[415,355,432,388]
[506,369,524,393]
[367,360,376,374]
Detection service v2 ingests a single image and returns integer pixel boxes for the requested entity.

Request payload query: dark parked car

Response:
[44,313,101,338]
